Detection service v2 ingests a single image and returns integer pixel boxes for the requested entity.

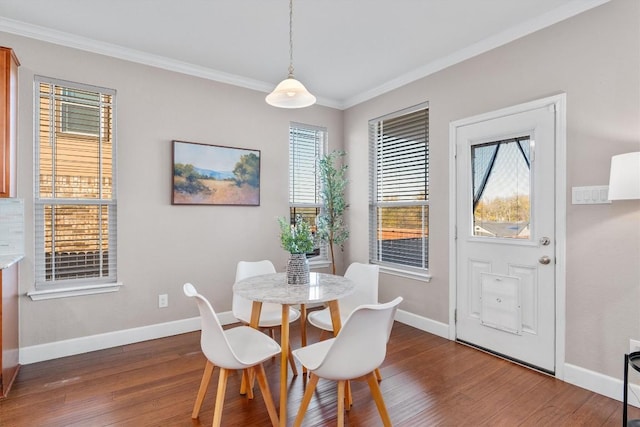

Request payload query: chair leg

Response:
[212,368,230,427]
[192,360,215,419]
[288,346,298,376]
[255,363,280,427]
[337,380,346,427]
[345,380,352,410]
[300,304,307,376]
[375,367,383,381]
[245,369,255,400]
[293,373,319,427]
[366,371,392,427]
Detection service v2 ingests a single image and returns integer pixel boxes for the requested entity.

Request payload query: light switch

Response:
[572,186,611,204]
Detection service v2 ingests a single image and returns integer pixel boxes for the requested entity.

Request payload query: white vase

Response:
[286,253,310,284]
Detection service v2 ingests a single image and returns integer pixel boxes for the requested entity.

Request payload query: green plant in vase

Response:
[317,150,349,274]
[278,214,315,254]
[278,214,314,284]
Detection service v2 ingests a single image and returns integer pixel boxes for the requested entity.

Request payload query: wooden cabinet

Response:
[0,47,18,197]
[0,46,20,398]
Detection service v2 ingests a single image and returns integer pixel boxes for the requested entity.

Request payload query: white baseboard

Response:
[564,362,640,407]
[19,310,237,365]
[392,310,637,408]
[395,308,449,339]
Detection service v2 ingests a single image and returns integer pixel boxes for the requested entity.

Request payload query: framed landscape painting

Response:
[172,140,260,206]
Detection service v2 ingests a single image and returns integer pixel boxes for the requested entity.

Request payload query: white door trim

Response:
[448,93,567,379]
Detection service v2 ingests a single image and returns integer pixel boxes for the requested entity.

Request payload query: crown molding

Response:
[0,0,609,111]
[0,16,342,109]
[341,0,610,109]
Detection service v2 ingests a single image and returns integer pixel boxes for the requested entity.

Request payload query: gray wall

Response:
[2,32,342,347]
[2,0,639,383]
[344,0,640,379]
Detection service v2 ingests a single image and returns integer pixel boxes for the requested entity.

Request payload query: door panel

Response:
[455,102,556,373]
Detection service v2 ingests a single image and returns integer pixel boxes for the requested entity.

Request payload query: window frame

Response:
[289,122,329,266]
[369,103,431,280]
[30,76,119,298]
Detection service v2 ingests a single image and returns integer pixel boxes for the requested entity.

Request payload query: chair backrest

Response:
[340,262,379,314]
[232,260,276,317]
[314,296,402,380]
[183,283,240,368]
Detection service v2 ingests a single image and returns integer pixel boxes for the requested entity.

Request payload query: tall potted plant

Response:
[317,150,349,275]
[278,214,315,284]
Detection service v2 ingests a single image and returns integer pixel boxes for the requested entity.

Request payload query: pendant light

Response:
[266,0,316,108]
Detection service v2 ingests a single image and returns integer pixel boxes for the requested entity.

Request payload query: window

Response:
[289,123,327,261]
[34,76,117,290]
[369,104,429,275]
[60,88,101,136]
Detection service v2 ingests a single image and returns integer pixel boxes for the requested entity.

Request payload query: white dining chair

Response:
[183,283,280,427]
[232,260,301,376]
[307,262,379,337]
[292,297,402,427]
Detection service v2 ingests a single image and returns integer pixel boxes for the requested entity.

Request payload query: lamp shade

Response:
[608,152,640,200]
[265,77,316,109]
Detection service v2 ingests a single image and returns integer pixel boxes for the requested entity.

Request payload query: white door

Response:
[454,98,558,373]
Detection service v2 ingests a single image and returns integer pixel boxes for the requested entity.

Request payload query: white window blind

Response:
[34,76,117,289]
[289,123,327,260]
[369,104,429,271]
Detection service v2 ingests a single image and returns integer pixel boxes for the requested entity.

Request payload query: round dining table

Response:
[233,271,355,427]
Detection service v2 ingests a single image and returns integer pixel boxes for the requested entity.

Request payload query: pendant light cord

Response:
[288,0,295,78]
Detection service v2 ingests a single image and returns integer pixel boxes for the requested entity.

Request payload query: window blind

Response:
[34,76,117,288]
[369,105,429,270]
[289,123,327,259]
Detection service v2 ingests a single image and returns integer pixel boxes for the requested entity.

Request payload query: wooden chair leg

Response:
[300,304,307,376]
[337,380,345,427]
[345,380,352,410]
[293,373,319,427]
[192,360,215,419]
[366,371,392,427]
[255,363,280,427]
[288,346,298,377]
[245,369,255,400]
[375,367,383,381]
[212,368,230,427]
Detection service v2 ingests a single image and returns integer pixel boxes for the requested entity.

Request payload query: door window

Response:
[471,137,531,239]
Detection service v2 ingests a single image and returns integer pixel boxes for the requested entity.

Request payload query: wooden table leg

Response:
[280,304,290,427]
[241,301,263,396]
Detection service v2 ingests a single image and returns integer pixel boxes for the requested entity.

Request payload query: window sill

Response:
[379,265,432,282]
[309,259,331,269]
[27,282,123,301]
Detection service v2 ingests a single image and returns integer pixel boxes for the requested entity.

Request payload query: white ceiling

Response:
[0,0,608,109]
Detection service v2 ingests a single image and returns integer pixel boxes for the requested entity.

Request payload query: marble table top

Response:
[233,272,355,305]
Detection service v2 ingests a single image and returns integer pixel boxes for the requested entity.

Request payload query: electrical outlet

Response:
[158,294,168,308]
[630,339,640,354]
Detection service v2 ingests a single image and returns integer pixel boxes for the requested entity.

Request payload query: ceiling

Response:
[0,0,608,109]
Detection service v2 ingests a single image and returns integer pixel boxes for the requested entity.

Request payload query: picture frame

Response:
[172,140,260,206]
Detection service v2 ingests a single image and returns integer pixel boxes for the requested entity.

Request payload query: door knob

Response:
[539,256,551,265]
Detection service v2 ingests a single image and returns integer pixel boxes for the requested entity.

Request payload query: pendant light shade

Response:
[266,0,316,109]
[266,76,316,108]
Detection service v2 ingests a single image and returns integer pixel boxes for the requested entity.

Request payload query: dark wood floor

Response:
[1,321,637,426]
